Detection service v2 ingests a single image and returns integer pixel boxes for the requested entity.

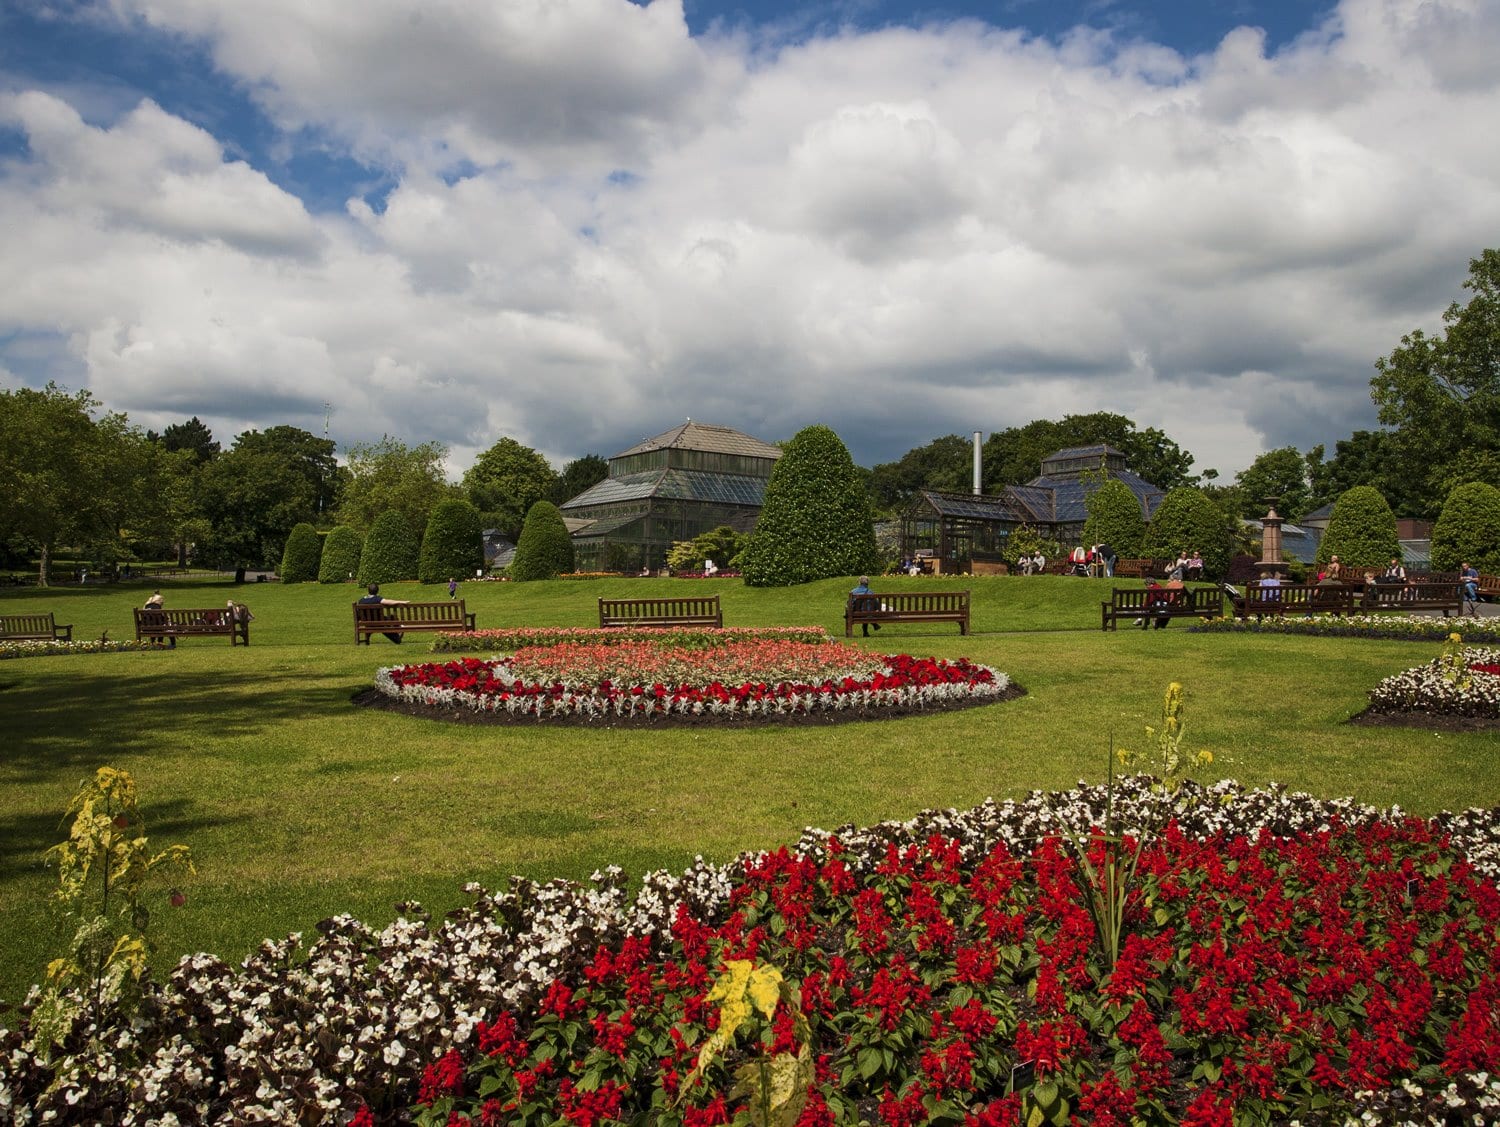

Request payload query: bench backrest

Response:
[1361,582,1461,607]
[847,591,969,613]
[135,607,236,627]
[354,601,468,625]
[0,613,57,635]
[599,596,721,623]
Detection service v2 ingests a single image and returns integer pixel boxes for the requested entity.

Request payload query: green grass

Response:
[2,574,1496,1006]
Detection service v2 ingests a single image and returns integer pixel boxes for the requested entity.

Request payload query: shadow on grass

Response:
[4,665,361,781]
[0,797,237,885]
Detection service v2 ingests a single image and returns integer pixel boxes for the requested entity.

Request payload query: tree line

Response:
[867,249,1500,527]
[0,400,607,585]
[3,249,1494,584]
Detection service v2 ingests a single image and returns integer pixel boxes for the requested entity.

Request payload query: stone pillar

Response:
[1255,502,1289,578]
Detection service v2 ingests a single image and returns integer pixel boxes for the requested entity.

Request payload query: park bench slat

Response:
[353,601,476,644]
[135,607,250,646]
[0,612,73,642]
[598,596,722,629]
[845,591,970,636]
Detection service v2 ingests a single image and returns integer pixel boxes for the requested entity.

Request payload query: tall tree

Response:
[980,413,1197,492]
[149,417,219,464]
[1233,447,1311,522]
[236,426,343,518]
[462,438,558,540]
[338,437,456,536]
[1305,430,1425,518]
[0,384,131,585]
[868,435,973,513]
[549,454,609,506]
[196,436,320,574]
[1371,248,1500,516]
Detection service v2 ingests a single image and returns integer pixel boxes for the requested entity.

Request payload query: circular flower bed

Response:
[1363,644,1500,726]
[369,639,1013,724]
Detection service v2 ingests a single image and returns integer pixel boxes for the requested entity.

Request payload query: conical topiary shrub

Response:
[418,499,483,585]
[1082,479,1147,559]
[357,511,419,585]
[1430,481,1500,573]
[278,523,322,584]
[509,501,575,581]
[1141,487,1234,579]
[1316,486,1400,572]
[318,525,363,584]
[739,425,878,587]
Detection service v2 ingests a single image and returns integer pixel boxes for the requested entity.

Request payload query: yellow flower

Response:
[1196,750,1214,766]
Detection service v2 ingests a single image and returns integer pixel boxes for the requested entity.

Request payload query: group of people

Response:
[1065,543,1120,577]
[138,589,253,647]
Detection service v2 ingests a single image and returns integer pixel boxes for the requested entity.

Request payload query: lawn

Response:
[2,574,1495,1008]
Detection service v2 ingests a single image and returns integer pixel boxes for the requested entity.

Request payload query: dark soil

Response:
[350,682,1027,727]
[1348,707,1500,732]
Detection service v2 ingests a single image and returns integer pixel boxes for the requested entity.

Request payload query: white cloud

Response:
[2,0,1498,480]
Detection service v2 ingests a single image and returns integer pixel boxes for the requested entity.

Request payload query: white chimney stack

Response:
[973,431,982,495]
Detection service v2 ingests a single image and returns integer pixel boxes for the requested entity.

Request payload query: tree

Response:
[980,413,1196,492]
[666,526,746,573]
[148,417,219,464]
[318,525,363,584]
[1233,447,1312,522]
[279,523,323,583]
[418,499,483,584]
[1141,487,1235,579]
[1429,482,1500,573]
[357,511,420,585]
[338,437,456,536]
[1303,430,1426,518]
[234,426,342,517]
[549,455,609,506]
[1371,249,1500,516]
[740,425,879,587]
[509,501,575,581]
[868,435,974,513]
[1316,486,1400,571]
[196,435,321,574]
[0,384,135,585]
[1082,479,1147,558]
[462,438,558,541]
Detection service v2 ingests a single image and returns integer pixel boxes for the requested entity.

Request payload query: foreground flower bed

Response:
[1368,646,1500,718]
[1190,614,1500,643]
[0,638,153,661]
[432,626,830,654]
[4,780,1500,1125]
[375,646,1006,721]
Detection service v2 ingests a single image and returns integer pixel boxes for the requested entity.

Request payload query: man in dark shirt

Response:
[357,584,407,643]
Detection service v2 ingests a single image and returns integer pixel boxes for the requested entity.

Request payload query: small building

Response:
[560,421,782,573]
[900,445,1166,573]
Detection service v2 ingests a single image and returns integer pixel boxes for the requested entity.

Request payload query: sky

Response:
[2,0,1497,483]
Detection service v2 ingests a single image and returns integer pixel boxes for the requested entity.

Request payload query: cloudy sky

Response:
[2,0,1496,481]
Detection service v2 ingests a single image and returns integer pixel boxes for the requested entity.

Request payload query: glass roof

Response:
[561,468,767,510]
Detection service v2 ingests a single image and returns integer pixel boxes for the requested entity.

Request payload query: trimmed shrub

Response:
[1317,486,1400,571]
[278,523,322,584]
[1430,481,1500,573]
[318,525,363,584]
[1141,487,1235,579]
[509,501,575,581]
[357,511,419,585]
[1082,479,1147,558]
[740,425,879,587]
[418,499,483,585]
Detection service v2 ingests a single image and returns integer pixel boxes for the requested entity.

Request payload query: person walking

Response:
[447,577,458,600]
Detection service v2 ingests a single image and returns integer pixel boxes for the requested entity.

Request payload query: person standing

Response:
[1098,543,1117,578]
[142,589,172,648]
[447,577,458,600]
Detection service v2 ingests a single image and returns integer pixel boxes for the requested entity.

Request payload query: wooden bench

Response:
[135,607,250,646]
[1101,586,1223,630]
[0,612,74,642]
[1358,582,1463,617]
[598,596,722,629]
[845,591,970,636]
[354,601,476,643]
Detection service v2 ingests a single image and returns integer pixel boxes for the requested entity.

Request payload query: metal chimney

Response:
[972,431,983,495]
